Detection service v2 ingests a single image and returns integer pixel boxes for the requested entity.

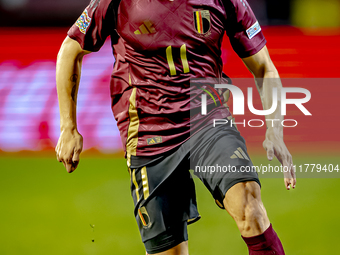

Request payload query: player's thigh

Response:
[191,123,260,208]
[143,224,189,254]
[150,241,188,255]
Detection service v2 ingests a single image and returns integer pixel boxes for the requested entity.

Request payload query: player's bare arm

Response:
[242,46,296,190]
[55,36,90,173]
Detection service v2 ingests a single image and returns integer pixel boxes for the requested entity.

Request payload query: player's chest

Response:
[116,0,226,51]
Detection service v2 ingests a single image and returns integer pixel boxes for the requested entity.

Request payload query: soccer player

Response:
[55,0,296,254]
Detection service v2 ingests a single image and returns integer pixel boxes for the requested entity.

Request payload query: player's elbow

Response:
[245,46,280,79]
[57,36,84,64]
[263,63,279,79]
[252,57,279,79]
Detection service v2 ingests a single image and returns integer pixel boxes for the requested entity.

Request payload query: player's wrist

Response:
[265,127,283,140]
[60,124,78,133]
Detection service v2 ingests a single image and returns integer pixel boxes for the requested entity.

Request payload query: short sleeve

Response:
[224,0,266,58]
[68,0,118,52]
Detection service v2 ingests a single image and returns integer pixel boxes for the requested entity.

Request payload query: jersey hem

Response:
[238,38,267,58]
[67,33,97,52]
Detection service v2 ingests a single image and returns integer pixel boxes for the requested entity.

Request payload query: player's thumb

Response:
[263,140,274,161]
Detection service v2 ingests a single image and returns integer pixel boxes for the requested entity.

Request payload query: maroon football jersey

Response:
[68,0,266,158]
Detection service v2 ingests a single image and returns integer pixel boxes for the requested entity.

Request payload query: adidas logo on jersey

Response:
[147,136,162,145]
[134,21,156,35]
[230,147,250,161]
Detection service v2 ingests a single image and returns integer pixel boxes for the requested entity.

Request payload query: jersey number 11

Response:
[166,44,190,76]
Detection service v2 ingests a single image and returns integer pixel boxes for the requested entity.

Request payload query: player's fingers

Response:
[64,155,76,173]
[62,160,67,169]
[56,153,62,162]
[66,163,74,173]
[72,147,81,163]
[63,149,74,165]
[284,163,296,190]
[286,152,296,189]
[282,157,290,169]
[288,177,296,190]
[59,150,73,171]
[284,178,291,190]
[291,165,297,189]
[282,158,292,176]
[286,152,293,169]
[55,146,62,162]
[72,161,79,171]
[282,159,291,190]
[292,177,297,189]
[56,149,63,163]
[275,147,289,167]
[71,159,79,171]
[72,148,81,170]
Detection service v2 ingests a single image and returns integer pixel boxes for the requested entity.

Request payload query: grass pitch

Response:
[0,154,339,254]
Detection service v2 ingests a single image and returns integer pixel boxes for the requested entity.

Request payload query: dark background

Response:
[0,0,291,26]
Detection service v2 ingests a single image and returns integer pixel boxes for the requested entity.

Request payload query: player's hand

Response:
[263,129,296,190]
[55,129,83,173]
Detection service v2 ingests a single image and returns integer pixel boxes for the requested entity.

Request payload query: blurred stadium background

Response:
[0,0,339,254]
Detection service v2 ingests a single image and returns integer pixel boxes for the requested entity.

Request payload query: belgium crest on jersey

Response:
[193,10,211,34]
[138,206,152,228]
